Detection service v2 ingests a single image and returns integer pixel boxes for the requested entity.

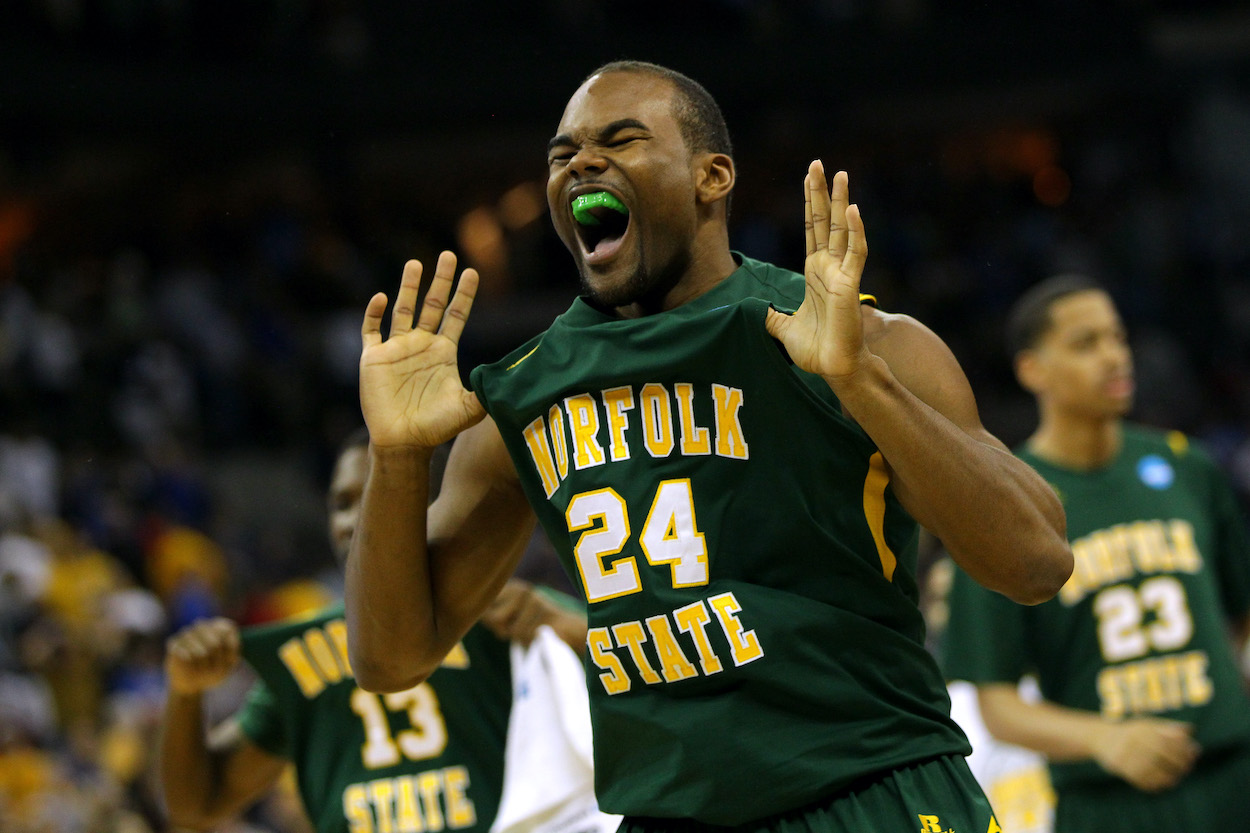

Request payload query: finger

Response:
[389,259,426,337]
[361,292,390,348]
[827,170,849,260]
[415,251,458,333]
[437,268,480,345]
[808,160,830,252]
[839,204,868,289]
[1155,735,1201,773]
[804,173,815,256]
[763,306,792,341]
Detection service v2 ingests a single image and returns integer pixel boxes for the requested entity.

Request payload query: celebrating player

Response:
[348,61,1072,831]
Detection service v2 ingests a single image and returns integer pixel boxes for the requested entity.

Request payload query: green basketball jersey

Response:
[470,255,970,826]
[942,425,1250,790]
[238,604,512,833]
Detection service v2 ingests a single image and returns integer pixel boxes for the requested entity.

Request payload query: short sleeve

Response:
[940,564,1031,685]
[235,679,288,758]
[1205,457,1250,621]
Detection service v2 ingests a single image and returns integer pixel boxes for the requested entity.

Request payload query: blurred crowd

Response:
[3,3,1250,831]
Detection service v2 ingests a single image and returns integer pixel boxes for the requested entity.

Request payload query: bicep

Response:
[427,417,538,632]
[864,308,1004,450]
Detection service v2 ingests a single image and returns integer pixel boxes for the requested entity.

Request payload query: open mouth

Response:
[571,191,631,264]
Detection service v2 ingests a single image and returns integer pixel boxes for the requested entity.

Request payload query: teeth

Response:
[572,192,629,226]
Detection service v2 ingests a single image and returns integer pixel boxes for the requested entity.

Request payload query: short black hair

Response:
[1005,274,1108,358]
[586,60,733,159]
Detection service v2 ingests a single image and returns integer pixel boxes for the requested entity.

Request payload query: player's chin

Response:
[580,265,641,308]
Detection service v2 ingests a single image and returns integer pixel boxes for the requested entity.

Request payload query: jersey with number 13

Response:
[239,605,512,833]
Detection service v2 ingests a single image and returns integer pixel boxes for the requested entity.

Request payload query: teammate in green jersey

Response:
[158,428,588,833]
[346,61,1072,830]
[942,276,1250,831]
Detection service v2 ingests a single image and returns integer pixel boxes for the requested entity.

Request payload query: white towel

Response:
[490,626,622,833]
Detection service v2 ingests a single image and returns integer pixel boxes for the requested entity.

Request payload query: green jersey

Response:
[470,255,969,826]
[238,604,512,833]
[943,425,1250,790]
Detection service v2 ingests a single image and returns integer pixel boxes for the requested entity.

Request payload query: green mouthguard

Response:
[572,192,629,226]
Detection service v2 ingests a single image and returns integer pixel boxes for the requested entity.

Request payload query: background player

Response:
[347,60,1071,830]
[159,427,588,833]
[943,275,1250,831]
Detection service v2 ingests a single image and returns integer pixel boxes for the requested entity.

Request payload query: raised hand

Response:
[764,161,871,383]
[360,251,487,450]
[165,618,241,696]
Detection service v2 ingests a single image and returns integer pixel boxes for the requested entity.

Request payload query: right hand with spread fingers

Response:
[359,250,487,450]
[165,617,242,696]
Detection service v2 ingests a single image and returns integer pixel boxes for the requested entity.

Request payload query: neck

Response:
[613,227,737,319]
[1027,409,1123,470]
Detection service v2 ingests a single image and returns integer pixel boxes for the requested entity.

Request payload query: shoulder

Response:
[1124,423,1219,474]
[243,603,344,642]
[862,308,981,423]
[734,255,806,308]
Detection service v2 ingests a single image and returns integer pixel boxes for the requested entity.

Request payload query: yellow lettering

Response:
[306,627,346,684]
[549,404,570,480]
[279,639,326,698]
[708,592,764,667]
[675,383,711,456]
[565,394,605,470]
[395,777,425,833]
[326,619,354,676]
[1097,651,1214,718]
[611,621,662,684]
[645,614,698,683]
[602,386,635,462]
[344,784,374,833]
[443,766,476,828]
[919,815,943,832]
[587,627,631,695]
[1096,665,1126,719]
[1168,520,1202,572]
[417,771,444,832]
[672,601,723,676]
[440,642,469,669]
[640,383,675,458]
[368,780,397,833]
[522,416,560,498]
[711,383,748,459]
[1181,652,1214,706]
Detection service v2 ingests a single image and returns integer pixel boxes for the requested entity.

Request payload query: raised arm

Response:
[347,252,536,692]
[160,619,287,830]
[764,162,1071,604]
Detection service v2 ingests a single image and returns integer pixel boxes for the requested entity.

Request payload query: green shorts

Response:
[1054,743,1250,833]
[618,755,1001,833]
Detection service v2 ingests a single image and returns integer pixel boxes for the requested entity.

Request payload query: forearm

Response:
[159,693,222,829]
[978,686,1107,762]
[829,356,1070,604]
[346,444,439,691]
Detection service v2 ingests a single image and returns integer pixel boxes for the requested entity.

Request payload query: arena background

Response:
[0,2,1249,830]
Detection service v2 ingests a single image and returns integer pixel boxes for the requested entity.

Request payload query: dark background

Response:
[1,3,1249,827]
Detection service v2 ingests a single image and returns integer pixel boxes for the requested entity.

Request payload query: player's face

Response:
[546,72,702,308]
[327,446,369,567]
[1025,290,1134,419]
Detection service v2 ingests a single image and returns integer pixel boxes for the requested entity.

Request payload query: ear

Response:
[1015,350,1046,395]
[695,152,735,206]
